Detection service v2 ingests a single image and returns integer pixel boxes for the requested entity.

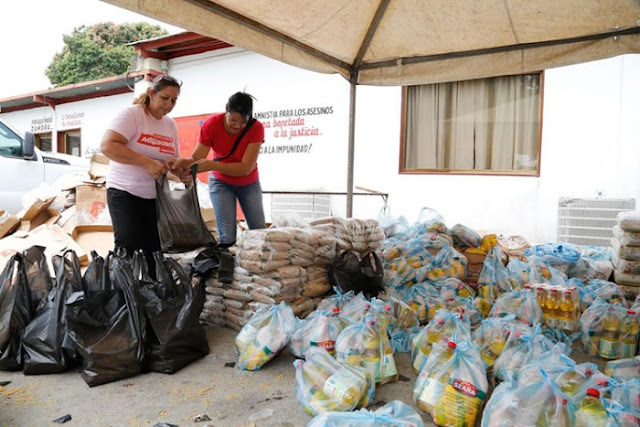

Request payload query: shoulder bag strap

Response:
[214,117,257,161]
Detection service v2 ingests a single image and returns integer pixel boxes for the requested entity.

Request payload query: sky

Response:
[0,0,184,98]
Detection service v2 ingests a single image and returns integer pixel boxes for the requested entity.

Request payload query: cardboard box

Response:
[20,197,55,222]
[19,208,60,232]
[0,210,20,239]
[71,225,114,258]
[75,185,107,217]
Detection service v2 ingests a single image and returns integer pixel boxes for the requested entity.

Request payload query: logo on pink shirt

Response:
[137,133,176,155]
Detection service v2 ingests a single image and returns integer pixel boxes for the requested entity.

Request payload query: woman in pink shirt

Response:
[101,74,186,266]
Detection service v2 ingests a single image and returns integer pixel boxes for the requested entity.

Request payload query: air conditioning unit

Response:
[557,197,636,246]
[270,194,332,220]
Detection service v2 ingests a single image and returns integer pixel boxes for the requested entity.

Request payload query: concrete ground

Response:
[0,325,605,427]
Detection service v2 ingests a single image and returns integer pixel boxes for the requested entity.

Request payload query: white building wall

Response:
[1,49,638,245]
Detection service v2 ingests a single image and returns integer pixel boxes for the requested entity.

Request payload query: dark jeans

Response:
[107,187,161,273]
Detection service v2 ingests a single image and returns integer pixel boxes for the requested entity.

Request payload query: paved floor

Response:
[0,325,422,427]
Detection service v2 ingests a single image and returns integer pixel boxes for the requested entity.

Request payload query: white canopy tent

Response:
[103,0,640,215]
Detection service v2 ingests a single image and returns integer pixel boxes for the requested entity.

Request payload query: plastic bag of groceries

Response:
[525,243,581,274]
[481,367,571,427]
[341,292,372,323]
[433,277,475,300]
[425,246,467,282]
[506,257,530,289]
[478,246,512,301]
[413,336,488,427]
[516,343,574,385]
[608,379,640,426]
[444,296,483,325]
[384,296,420,353]
[605,356,640,382]
[401,282,439,324]
[289,309,347,358]
[377,205,410,239]
[411,309,471,374]
[579,279,627,311]
[472,315,518,367]
[316,287,355,312]
[234,301,296,370]
[335,313,398,385]
[528,256,567,287]
[450,224,482,250]
[580,298,628,358]
[490,288,543,326]
[293,347,374,415]
[307,400,424,427]
[493,323,555,382]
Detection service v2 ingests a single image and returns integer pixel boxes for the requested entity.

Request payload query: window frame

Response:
[399,71,545,177]
[57,129,82,157]
[35,132,52,152]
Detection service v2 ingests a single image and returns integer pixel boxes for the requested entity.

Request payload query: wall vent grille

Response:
[270,194,332,220]
[557,197,635,246]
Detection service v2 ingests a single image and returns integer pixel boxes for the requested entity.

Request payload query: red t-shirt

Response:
[198,113,265,186]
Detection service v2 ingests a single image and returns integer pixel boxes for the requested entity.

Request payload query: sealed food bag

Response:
[425,246,467,282]
[289,310,346,358]
[434,277,475,300]
[444,296,483,325]
[579,279,627,311]
[307,400,424,427]
[294,347,374,416]
[413,337,488,427]
[156,168,216,253]
[234,301,296,370]
[490,288,543,326]
[411,309,472,373]
[516,343,573,386]
[341,292,371,323]
[22,250,83,375]
[472,315,516,367]
[335,314,398,384]
[0,253,34,371]
[493,323,554,382]
[528,257,567,287]
[384,296,420,353]
[478,246,512,301]
[579,298,626,358]
[316,287,355,312]
[605,356,640,381]
[482,367,570,427]
[506,257,530,289]
[401,281,439,324]
[450,223,482,250]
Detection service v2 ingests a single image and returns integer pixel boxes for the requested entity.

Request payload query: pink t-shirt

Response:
[198,113,264,186]
[106,105,180,199]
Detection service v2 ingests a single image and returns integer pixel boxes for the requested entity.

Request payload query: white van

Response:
[0,118,89,213]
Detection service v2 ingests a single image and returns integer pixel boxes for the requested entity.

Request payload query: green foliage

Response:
[45,22,168,86]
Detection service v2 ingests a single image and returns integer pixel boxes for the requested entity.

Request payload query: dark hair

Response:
[133,74,182,106]
[226,92,255,120]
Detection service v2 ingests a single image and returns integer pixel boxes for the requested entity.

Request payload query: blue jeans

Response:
[209,177,266,246]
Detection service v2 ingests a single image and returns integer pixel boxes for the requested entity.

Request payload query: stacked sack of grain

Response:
[308,217,385,256]
[612,211,640,299]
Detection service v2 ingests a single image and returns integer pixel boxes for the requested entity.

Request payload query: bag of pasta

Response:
[413,336,488,427]
[294,347,374,416]
[234,301,295,370]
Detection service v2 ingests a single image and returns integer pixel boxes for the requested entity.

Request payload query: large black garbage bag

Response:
[137,251,208,374]
[66,253,146,387]
[22,250,84,375]
[328,250,384,299]
[0,254,33,371]
[22,246,53,312]
[156,166,216,253]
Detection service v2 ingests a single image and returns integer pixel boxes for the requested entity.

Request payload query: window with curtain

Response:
[401,73,543,175]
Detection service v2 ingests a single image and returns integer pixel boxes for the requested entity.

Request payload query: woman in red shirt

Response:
[175,92,266,247]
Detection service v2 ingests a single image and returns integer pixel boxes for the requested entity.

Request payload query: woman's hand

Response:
[145,158,168,180]
[195,158,215,173]
[166,157,193,172]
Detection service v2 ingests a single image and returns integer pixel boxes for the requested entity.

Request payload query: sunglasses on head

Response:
[152,74,182,87]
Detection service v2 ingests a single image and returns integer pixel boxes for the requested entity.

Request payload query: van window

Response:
[0,122,23,158]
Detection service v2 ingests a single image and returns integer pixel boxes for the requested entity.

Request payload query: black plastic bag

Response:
[138,252,208,374]
[22,250,83,375]
[22,246,53,312]
[66,253,146,387]
[156,167,216,253]
[0,254,33,371]
[328,250,384,299]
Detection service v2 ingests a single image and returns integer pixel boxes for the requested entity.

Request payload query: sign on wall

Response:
[31,116,53,132]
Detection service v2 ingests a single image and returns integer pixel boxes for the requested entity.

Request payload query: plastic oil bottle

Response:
[619,309,639,358]
[544,288,560,328]
[559,289,577,332]
[574,388,607,427]
[598,307,620,359]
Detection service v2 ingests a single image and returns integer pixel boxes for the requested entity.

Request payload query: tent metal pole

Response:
[346,80,356,218]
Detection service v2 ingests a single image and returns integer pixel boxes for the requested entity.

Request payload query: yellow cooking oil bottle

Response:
[598,307,620,359]
[619,309,639,358]
[544,288,560,328]
[574,388,607,427]
[559,289,577,331]
[414,341,457,414]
